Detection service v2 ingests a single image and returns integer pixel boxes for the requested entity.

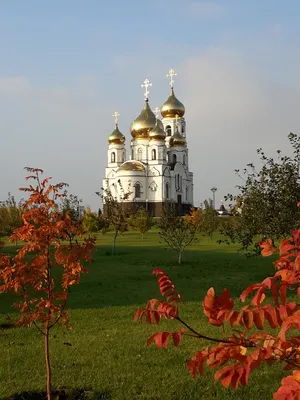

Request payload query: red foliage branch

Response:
[135,231,300,399]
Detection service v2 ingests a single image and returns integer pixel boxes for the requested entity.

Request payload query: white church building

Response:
[103,69,194,217]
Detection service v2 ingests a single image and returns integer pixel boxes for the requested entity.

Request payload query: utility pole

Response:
[211,187,217,209]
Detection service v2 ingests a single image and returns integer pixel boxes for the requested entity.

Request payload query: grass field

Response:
[0,230,285,399]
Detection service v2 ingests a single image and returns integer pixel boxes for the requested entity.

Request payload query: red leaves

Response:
[146,328,184,349]
[274,370,300,400]
[152,269,182,303]
[203,287,234,326]
[259,239,276,257]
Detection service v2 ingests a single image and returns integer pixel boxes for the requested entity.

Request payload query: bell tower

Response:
[107,112,126,168]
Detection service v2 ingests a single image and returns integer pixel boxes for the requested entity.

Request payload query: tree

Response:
[96,179,131,255]
[135,225,300,399]
[0,193,23,238]
[60,192,85,226]
[0,168,95,399]
[202,207,219,241]
[158,202,198,264]
[82,207,98,234]
[222,132,300,254]
[128,208,153,238]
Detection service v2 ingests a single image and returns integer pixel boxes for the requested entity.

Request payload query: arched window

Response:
[135,183,141,198]
[182,125,185,136]
[165,182,169,199]
[122,152,125,163]
[186,186,188,201]
[166,125,171,136]
[152,149,156,160]
[137,148,142,161]
[111,152,116,163]
[183,154,186,165]
[131,148,134,160]
[172,154,177,164]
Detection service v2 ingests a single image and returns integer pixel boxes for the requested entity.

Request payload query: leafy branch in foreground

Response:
[0,167,95,400]
[135,226,300,399]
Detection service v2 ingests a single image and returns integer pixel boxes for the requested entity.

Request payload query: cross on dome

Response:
[167,69,177,88]
[141,78,152,100]
[154,107,160,119]
[112,111,120,125]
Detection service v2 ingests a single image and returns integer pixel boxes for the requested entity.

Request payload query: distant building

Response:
[103,70,194,217]
[216,202,231,217]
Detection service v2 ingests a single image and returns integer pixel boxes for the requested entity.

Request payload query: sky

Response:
[0,0,300,210]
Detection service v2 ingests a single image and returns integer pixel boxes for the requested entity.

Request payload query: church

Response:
[103,69,194,217]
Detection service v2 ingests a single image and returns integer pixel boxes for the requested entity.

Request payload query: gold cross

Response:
[167,68,177,87]
[112,111,120,125]
[141,78,152,99]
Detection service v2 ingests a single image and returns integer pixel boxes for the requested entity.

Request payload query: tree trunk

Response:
[45,325,52,400]
[178,250,182,265]
[112,229,118,255]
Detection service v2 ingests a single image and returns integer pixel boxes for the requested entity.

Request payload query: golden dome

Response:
[169,126,185,147]
[161,88,185,118]
[117,161,145,172]
[149,119,166,141]
[131,100,164,139]
[108,124,125,144]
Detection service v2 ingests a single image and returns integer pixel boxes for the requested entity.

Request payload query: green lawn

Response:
[0,230,285,399]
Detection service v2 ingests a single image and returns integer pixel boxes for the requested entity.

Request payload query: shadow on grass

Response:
[1,388,111,400]
[0,243,275,314]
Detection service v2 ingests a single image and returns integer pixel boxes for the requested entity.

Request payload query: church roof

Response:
[117,160,146,173]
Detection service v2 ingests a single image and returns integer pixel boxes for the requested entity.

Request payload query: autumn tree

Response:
[0,168,95,399]
[135,221,300,399]
[96,179,131,255]
[128,208,153,239]
[222,132,300,254]
[158,202,198,264]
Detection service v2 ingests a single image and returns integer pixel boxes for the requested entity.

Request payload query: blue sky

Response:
[0,0,300,209]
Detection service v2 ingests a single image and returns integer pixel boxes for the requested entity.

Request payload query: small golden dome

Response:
[169,126,186,147]
[149,119,166,141]
[108,124,125,144]
[131,100,164,139]
[161,88,185,118]
[117,161,145,172]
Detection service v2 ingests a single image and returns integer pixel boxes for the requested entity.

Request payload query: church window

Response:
[135,183,141,198]
[131,148,134,160]
[137,148,142,161]
[111,152,116,163]
[152,149,156,160]
[166,125,171,136]
[122,152,125,163]
[166,182,169,199]
[182,125,185,136]
[183,154,186,165]
[172,154,177,164]
[186,186,188,201]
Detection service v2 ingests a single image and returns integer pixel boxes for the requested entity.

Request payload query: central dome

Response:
[161,88,185,118]
[131,100,164,139]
